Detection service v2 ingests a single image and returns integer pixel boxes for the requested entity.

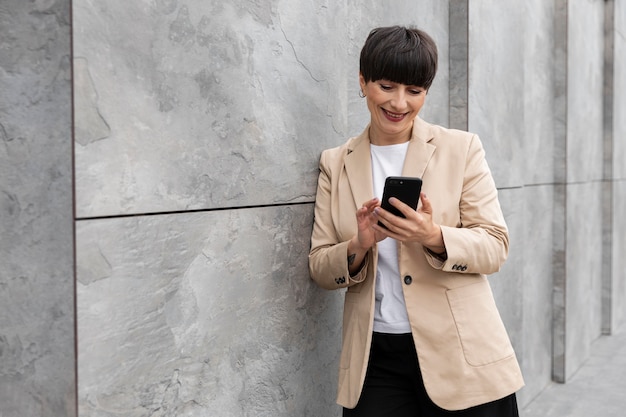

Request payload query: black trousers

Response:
[343,332,519,417]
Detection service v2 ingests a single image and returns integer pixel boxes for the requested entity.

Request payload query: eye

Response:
[379,84,392,91]
[409,88,424,95]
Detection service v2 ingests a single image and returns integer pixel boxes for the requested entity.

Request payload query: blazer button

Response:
[403,275,413,285]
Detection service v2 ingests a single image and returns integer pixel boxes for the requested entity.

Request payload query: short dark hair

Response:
[359,26,438,90]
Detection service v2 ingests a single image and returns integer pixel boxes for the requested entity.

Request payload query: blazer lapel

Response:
[344,128,374,208]
[402,117,435,178]
[344,118,435,208]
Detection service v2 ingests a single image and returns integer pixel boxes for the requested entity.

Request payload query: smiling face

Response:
[359,73,426,145]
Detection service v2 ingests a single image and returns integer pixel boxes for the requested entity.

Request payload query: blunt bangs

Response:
[360,26,438,89]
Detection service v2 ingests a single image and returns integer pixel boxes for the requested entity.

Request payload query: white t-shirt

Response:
[370,142,411,334]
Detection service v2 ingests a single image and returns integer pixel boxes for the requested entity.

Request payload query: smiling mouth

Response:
[382,108,408,120]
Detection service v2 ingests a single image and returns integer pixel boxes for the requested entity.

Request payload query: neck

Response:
[368,126,412,146]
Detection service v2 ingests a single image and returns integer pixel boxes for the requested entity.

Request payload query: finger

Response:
[388,197,415,218]
[372,207,392,229]
[372,221,401,241]
[362,197,380,211]
[419,192,432,214]
[373,205,390,222]
[373,207,404,235]
[372,221,393,236]
[355,206,373,224]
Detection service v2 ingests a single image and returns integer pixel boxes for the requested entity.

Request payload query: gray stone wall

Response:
[0,0,75,416]
[76,207,339,416]
[611,0,626,333]
[562,0,606,382]
[1,0,625,416]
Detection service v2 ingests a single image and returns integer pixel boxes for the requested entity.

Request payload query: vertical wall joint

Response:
[449,0,469,130]
[601,0,615,335]
[552,0,568,384]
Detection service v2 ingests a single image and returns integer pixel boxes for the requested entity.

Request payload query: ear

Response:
[359,72,366,91]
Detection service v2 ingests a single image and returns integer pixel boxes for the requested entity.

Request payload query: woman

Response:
[308,26,524,416]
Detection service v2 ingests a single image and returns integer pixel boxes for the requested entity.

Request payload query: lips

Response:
[382,108,408,121]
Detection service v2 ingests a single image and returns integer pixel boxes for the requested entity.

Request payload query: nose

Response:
[389,90,407,110]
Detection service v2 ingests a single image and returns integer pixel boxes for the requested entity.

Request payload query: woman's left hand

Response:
[373,192,445,252]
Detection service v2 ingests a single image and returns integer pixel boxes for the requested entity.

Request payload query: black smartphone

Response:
[378,176,423,228]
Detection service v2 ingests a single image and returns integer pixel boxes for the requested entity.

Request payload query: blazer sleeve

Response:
[424,134,509,275]
[308,150,368,290]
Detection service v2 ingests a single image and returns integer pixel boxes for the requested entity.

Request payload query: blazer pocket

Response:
[446,280,515,366]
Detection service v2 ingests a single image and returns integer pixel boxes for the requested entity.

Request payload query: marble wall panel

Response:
[76,205,344,417]
[521,0,556,186]
[553,0,568,187]
[449,0,468,130]
[564,182,604,379]
[612,181,626,329]
[73,0,350,218]
[488,187,527,404]
[519,185,554,406]
[614,0,626,180]
[490,185,554,408]
[600,0,614,335]
[0,1,75,416]
[611,0,626,329]
[488,188,524,356]
[468,0,525,189]
[567,0,604,183]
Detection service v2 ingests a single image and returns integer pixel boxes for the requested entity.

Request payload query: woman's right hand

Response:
[347,198,385,274]
[354,198,386,250]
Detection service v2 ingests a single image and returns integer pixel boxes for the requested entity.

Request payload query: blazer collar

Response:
[344,128,373,209]
[344,116,435,208]
[402,116,436,178]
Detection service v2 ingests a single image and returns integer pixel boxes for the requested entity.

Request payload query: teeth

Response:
[384,109,404,119]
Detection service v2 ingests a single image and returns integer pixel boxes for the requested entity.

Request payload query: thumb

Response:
[419,192,432,214]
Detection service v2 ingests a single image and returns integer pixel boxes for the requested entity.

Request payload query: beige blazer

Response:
[308,117,524,411]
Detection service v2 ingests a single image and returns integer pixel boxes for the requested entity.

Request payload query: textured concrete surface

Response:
[521,0,556,186]
[567,0,605,184]
[76,206,344,416]
[489,187,525,354]
[518,185,555,406]
[468,0,525,189]
[612,181,626,328]
[562,0,606,381]
[565,182,604,377]
[615,0,626,182]
[73,0,348,217]
[611,0,626,330]
[0,1,76,416]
